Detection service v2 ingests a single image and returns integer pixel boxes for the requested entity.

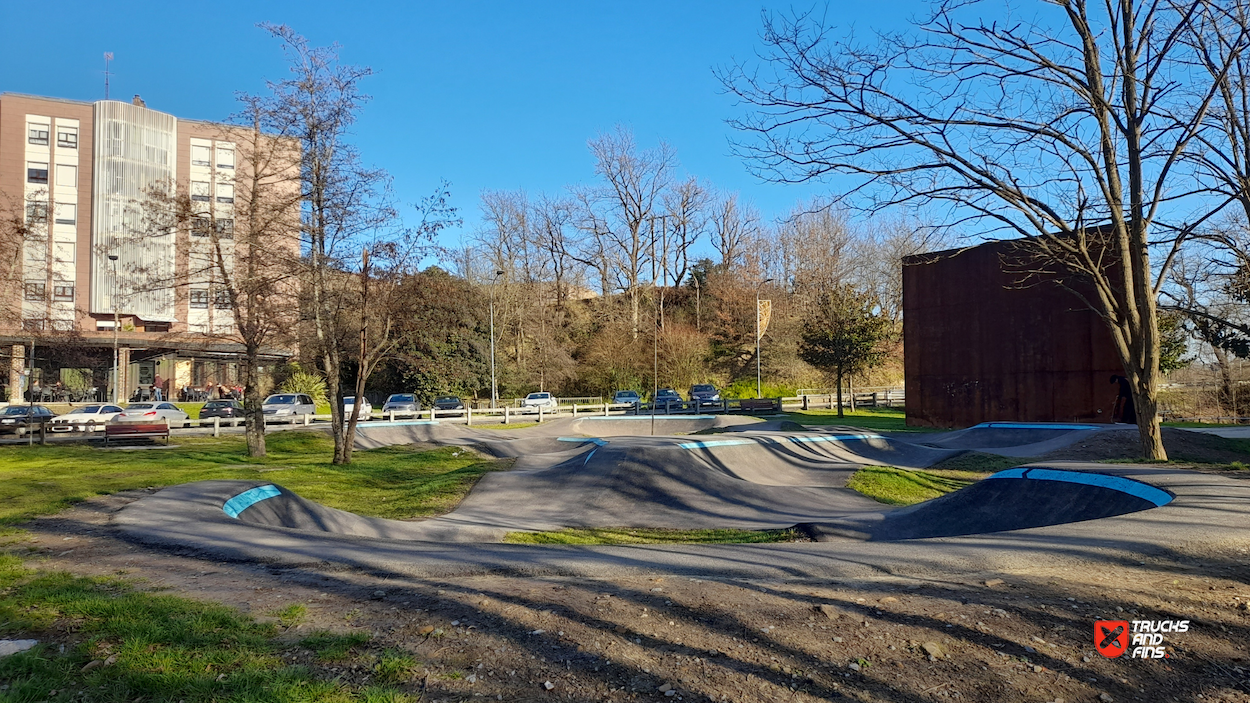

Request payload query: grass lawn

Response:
[473,421,541,430]
[502,527,802,545]
[1163,420,1246,428]
[846,465,987,506]
[0,431,509,529]
[783,407,941,433]
[0,431,509,701]
[927,452,1033,473]
[0,554,419,702]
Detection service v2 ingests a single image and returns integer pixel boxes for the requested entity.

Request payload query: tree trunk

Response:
[1132,383,1166,460]
[342,281,370,465]
[323,347,347,464]
[1213,344,1235,415]
[835,368,844,419]
[243,343,266,458]
[630,285,639,339]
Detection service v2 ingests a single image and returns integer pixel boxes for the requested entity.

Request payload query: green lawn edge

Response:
[502,527,802,545]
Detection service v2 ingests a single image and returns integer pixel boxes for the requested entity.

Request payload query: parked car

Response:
[522,392,558,412]
[343,396,373,420]
[50,404,124,432]
[262,394,316,423]
[652,388,683,411]
[0,405,56,435]
[199,399,244,421]
[432,396,465,415]
[113,402,190,426]
[688,384,721,407]
[612,390,641,405]
[381,393,421,417]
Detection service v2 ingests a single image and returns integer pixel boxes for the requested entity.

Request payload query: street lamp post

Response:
[108,254,120,404]
[489,269,504,409]
[756,278,774,400]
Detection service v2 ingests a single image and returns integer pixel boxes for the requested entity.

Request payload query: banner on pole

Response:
[757,299,772,341]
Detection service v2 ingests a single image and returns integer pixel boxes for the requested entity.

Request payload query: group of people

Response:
[26,381,84,403]
[178,382,243,402]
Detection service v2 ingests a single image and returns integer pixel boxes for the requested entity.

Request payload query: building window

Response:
[25,201,48,225]
[22,319,45,332]
[54,203,76,225]
[56,164,77,187]
[190,289,210,308]
[216,183,234,204]
[52,285,74,302]
[191,181,211,202]
[191,217,212,237]
[145,322,171,333]
[192,144,212,167]
[213,289,231,309]
[56,126,78,149]
[217,148,234,169]
[24,281,47,301]
[27,162,49,184]
[28,124,49,145]
[216,218,234,237]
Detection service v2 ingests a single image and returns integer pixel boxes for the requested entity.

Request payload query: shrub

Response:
[280,370,328,408]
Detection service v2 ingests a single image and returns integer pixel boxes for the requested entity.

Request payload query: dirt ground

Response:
[11,491,1250,703]
[1040,427,1248,465]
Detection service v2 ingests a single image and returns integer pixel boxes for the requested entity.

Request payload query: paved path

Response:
[113,422,1250,578]
[1182,425,1250,439]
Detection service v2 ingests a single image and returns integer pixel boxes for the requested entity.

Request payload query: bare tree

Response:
[117,105,302,458]
[257,23,391,465]
[341,183,458,461]
[584,127,675,337]
[851,217,949,322]
[201,103,302,458]
[661,177,709,287]
[722,1,1250,459]
[531,194,581,310]
[771,203,853,297]
[708,191,759,272]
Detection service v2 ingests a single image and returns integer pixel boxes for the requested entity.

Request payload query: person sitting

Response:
[1110,375,1137,425]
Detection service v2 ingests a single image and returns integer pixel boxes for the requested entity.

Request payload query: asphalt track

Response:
[113,420,1250,579]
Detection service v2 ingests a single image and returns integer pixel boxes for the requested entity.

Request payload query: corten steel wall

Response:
[902,240,1124,428]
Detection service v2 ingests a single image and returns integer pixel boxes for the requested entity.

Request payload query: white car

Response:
[50,404,125,432]
[344,396,373,420]
[521,392,558,412]
[113,402,190,426]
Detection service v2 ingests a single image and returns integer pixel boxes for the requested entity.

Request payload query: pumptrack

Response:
[114,418,1250,579]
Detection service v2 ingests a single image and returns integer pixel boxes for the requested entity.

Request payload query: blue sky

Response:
[1,0,917,257]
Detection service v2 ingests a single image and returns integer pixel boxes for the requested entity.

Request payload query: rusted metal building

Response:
[902,238,1123,428]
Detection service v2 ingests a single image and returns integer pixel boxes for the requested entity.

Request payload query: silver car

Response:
[381,393,421,417]
[262,394,316,423]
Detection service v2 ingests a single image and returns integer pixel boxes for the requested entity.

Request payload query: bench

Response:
[104,421,170,446]
[739,398,780,413]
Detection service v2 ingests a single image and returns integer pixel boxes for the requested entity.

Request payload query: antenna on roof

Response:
[103,52,114,100]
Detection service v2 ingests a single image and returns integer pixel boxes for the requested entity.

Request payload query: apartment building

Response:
[0,93,299,403]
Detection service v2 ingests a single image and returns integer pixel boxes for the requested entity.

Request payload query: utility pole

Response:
[489,269,504,408]
[109,254,120,404]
